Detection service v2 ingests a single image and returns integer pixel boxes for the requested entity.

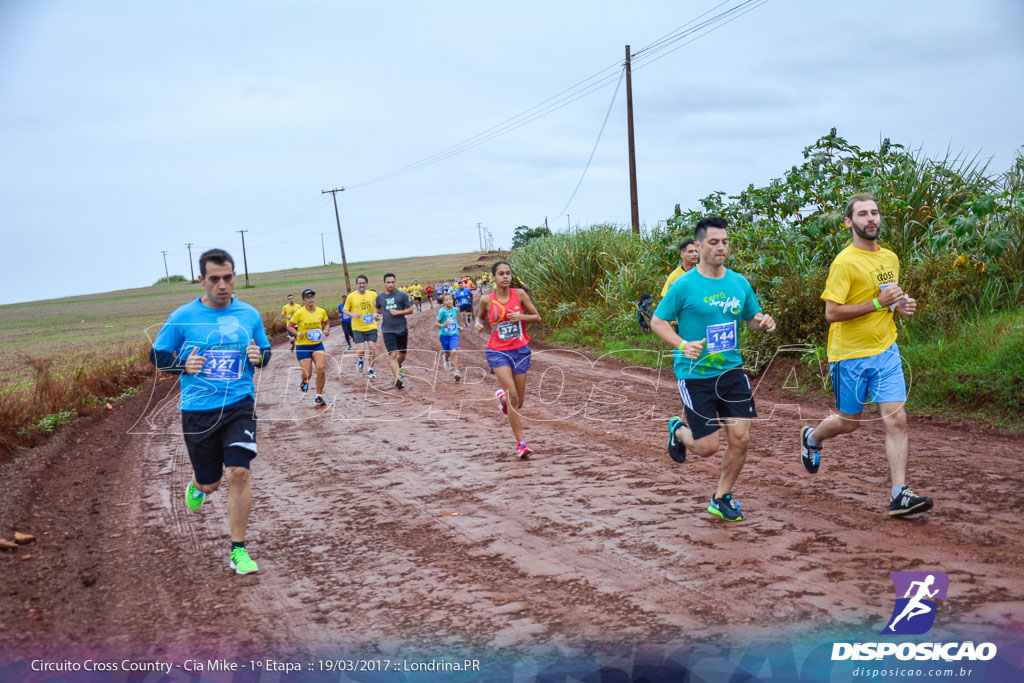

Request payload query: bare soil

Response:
[1,301,1021,668]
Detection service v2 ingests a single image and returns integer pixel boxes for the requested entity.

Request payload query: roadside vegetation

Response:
[512,132,1024,428]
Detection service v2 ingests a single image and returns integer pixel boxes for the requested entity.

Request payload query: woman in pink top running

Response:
[475,260,542,459]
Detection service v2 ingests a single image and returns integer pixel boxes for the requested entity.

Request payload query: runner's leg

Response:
[312,350,327,394]
[878,401,908,487]
[225,466,252,544]
[716,419,750,498]
[299,357,312,384]
[493,366,525,442]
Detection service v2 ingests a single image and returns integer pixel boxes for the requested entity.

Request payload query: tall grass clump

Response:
[0,344,153,452]
[509,224,675,329]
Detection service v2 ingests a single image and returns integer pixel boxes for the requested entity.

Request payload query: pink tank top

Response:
[487,288,530,351]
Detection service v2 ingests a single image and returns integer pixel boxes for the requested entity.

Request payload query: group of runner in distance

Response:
[151,192,932,574]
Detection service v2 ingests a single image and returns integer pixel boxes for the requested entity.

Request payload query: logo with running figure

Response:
[881,571,949,635]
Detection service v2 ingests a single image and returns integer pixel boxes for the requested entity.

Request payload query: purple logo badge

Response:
[881,571,949,635]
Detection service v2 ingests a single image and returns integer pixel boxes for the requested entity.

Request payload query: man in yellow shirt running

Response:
[287,289,330,406]
[342,274,379,379]
[799,193,933,518]
[281,294,302,352]
[661,238,700,297]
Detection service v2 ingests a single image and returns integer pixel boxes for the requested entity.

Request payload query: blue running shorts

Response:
[830,342,907,415]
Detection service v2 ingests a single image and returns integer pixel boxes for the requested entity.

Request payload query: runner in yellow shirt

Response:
[281,294,302,352]
[798,193,932,518]
[287,289,330,406]
[342,274,379,379]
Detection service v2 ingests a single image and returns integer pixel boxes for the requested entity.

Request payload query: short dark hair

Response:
[383,272,396,281]
[199,249,234,276]
[678,238,695,251]
[846,192,877,219]
[694,216,728,243]
[356,274,368,284]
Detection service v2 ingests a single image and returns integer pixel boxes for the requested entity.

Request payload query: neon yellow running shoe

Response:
[185,481,206,511]
[229,547,258,575]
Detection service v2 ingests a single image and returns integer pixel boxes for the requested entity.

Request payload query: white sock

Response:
[891,484,906,500]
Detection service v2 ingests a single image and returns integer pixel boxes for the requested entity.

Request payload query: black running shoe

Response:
[667,416,686,463]
[300,380,309,393]
[800,426,820,474]
[314,395,326,407]
[708,493,743,522]
[889,487,933,517]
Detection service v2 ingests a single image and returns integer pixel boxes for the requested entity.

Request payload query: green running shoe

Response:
[229,547,258,575]
[185,481,206,511]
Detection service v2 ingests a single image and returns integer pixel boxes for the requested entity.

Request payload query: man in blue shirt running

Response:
[149,248,271,574]
[651,217,775,523]
[455,281,474,328]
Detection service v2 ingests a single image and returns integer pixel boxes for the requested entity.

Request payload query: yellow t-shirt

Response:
[281,303,302,318]
[289,306,329,346]
[821,244,900,362]
[344,290,378,332]
[661,265,688,297]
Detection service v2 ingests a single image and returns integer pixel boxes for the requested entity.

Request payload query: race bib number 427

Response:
[202,349,243,380]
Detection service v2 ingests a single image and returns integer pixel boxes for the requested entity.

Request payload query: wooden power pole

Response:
[322,188,353,293]
[625,44,640,234]
[236,229,250,287]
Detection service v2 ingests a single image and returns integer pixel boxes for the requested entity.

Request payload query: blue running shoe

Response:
[800,426,820,474]
[708,494,743,522]
[667,416,686,463]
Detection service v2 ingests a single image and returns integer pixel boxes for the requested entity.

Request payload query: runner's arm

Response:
[744,312,775,332]
[287,321,300,336]
[651,316,705,360]
[474,297,490,332]
[508,289,541,324]
[825,284,905,323]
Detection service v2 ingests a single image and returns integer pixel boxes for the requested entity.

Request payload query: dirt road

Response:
[2,299,1022,671]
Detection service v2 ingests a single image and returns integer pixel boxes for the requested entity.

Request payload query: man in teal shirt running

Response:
[651,216,776,522]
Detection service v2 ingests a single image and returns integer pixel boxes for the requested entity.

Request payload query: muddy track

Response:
[1,299,1022,666]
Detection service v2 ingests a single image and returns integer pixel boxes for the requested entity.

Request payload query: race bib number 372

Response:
[705,321,737,354]
[496,320,523,341]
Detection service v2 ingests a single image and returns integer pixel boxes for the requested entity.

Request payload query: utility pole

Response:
[185,243,195,282]
[322,188,352,293]
[477,222,483,251]
[321,233,326,266]
[625,44,640,234]
[236,229,250,287]
[567,215,570,230]
[544,216,548,230]
[161,251,170,284]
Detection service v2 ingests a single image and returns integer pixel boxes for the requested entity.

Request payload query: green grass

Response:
[898,308,1024,429]
[545,307,1024,431]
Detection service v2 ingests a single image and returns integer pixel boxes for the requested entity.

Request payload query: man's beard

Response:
[853,221,879,241]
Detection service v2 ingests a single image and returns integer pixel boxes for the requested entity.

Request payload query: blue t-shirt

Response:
[152,297,271,412]
[654,267,761,380]
[437,307,460,336]
[338,304,352,322]
[455,287,473,306]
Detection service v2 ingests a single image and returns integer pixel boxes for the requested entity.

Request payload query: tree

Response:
[511,225,552,250]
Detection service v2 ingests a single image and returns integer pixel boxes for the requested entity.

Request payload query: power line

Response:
[550,65,626,222]
[633,0,771,72]
[340,1,768,191]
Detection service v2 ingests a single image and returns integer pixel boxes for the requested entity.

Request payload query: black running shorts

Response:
[676,368,757,440]
[181,399,257,485]
[383,331,408,353]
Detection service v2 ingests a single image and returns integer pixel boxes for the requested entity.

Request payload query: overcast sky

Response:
[1,0,1022,304]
